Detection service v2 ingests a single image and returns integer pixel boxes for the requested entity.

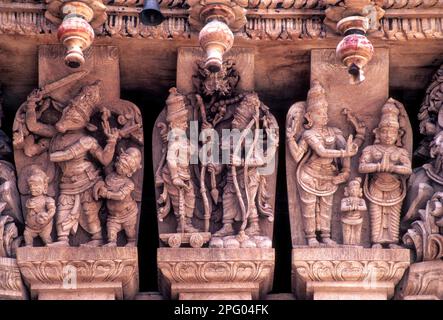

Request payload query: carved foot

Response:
[307,238,320,247]
[321,237,337,247]
[80,239,104,247]
[214,224,234,237]
[177,218,200,233]
[125,241,136,247]
[388,243,403,249]
[104,242,117,247]
[244,222,260,236]
[372,243,383,249]
[47,240,69,247]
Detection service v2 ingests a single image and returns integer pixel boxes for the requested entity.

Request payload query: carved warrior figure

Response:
[23,168,55,246]
[287,80,365,246]
[94,147,142,247]
[340,177,366,246]
[359,99,412,248]
[157,88,199,233]
[13,76,144,247]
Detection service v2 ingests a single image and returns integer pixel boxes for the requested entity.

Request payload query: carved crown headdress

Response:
[166,87,188,123]
[379,99,400,129]
[307,80,328,113]
[68,81,101,120]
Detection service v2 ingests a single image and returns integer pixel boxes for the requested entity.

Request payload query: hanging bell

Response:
[140,0,165,26]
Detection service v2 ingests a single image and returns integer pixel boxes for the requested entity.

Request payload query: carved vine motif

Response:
[0,260,23,292]
[158,260,274,283]
[293,259,410,283]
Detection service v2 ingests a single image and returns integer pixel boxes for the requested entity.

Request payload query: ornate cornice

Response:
[0,1,442,41]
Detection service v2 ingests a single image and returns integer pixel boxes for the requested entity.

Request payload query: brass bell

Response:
[140,0,165,26]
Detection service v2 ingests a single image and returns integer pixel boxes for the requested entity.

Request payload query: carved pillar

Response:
[287,48,412,299]
[154,47,277,300]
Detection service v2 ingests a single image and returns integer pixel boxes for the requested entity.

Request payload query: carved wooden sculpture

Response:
[154,59,278,248]
[13,73,144,247]
[286,80,365,246]
[23,168,55,247]
[340,177,366,246]
[359,99,412,248]
[94,147,142,247]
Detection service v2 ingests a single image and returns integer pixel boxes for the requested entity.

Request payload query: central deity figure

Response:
[287,81,365,246]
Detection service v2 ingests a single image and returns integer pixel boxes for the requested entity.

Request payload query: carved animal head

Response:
[193,59,240,99]
[55,82,101,133]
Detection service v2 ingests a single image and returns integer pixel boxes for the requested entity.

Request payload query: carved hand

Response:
[36,211,49,225]
[345,135,358,157]
[172,178,188,190]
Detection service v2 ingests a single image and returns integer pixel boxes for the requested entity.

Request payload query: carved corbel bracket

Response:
[45,0,107,68]
[188,0,247,72]
[16,247,139,300]
[158,248,275,300]
[292,247,410,300]
[0,257,27,300]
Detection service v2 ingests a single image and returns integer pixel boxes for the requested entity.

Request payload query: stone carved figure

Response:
[359,99,412,249]
[286,80,366,246]
[94,147,142,247]
[156,88,200,234]
[340,177,366,246]
[13,74,144,247]
[23,168,56,247]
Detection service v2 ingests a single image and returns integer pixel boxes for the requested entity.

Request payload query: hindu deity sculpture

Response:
[286,80,366,246]
[340,177,366,246]
[156,87,200,234]
[94,147,142,247]
[359,99,412,248]
[23,168,55,247]
[154,59,278,248]
[13,75,144,247]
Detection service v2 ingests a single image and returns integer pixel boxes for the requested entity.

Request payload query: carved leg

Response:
[123,217,137,247]
[105,220,120,247]
[40,221,53,245]
[81,196,103,246]
[23,227,36,247]
[214,189,237,237]
[299,189,319,246]
[319,195,337,246]
[50,194,79,247]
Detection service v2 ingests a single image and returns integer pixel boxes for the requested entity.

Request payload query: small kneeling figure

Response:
[24,168,56,246]
[94,147,142,247]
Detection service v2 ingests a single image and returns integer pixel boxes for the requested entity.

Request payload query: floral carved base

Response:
[157,248,274,300]
[0,257,27,300]
[16,247,139,300]
[396,260,443,300]
[292,247,410,300]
